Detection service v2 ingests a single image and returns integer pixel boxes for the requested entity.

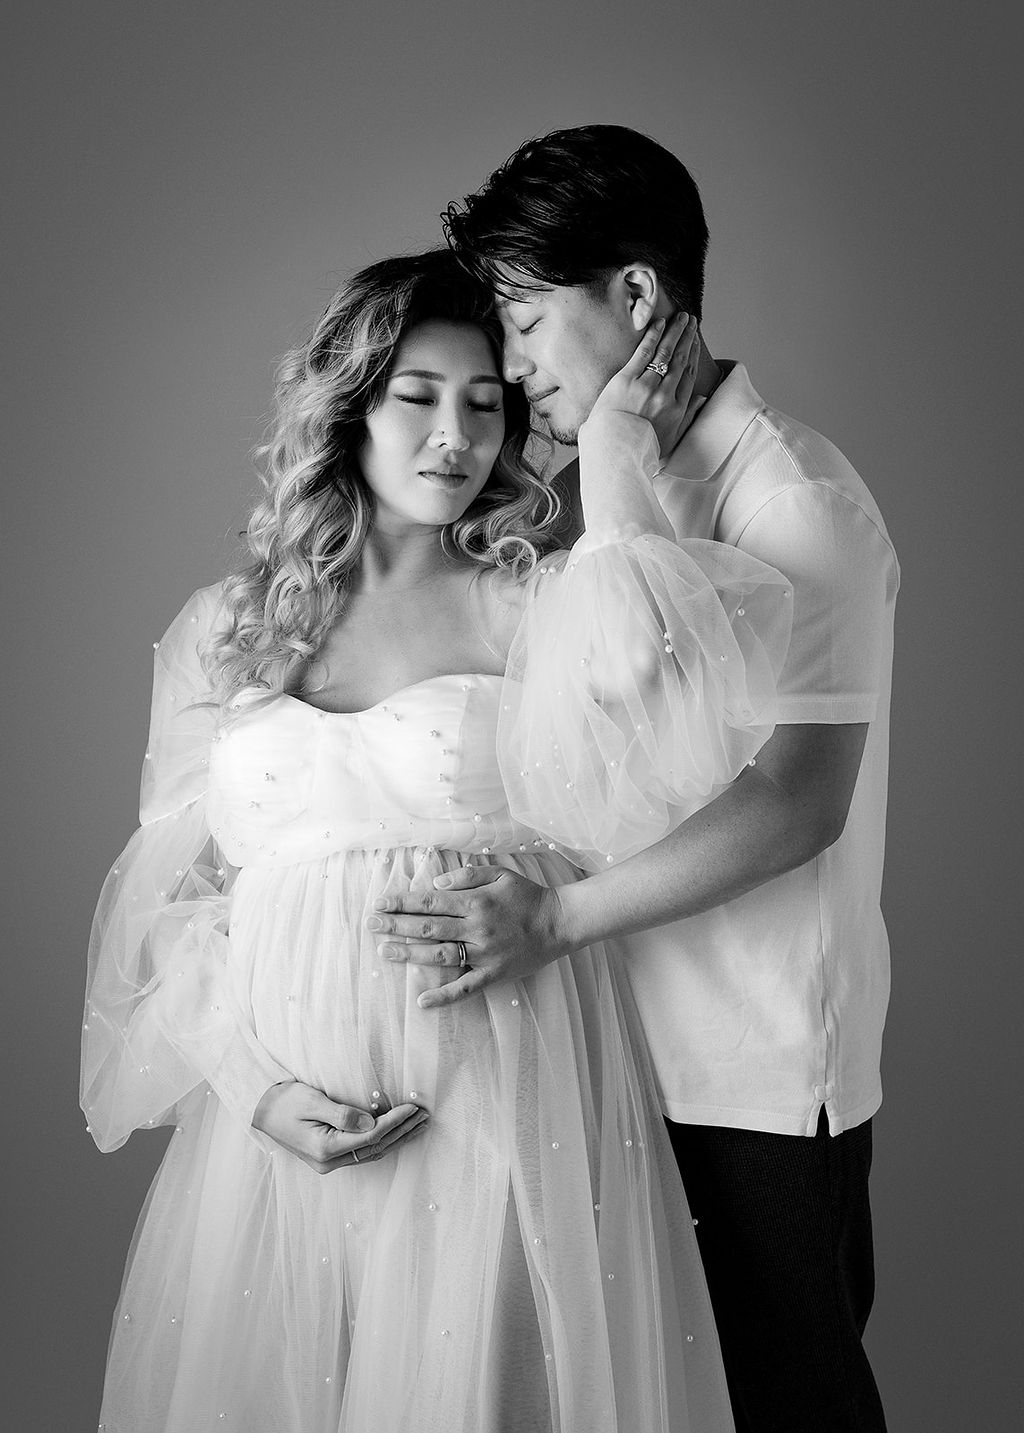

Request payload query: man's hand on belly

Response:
[366,866,575,1009]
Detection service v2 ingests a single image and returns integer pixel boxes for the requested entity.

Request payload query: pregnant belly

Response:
[229,847,497,1115]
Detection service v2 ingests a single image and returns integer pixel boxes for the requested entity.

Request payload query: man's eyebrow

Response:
[391,368,502,385]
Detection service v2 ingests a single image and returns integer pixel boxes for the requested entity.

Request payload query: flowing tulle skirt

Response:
[98,846,733,1433]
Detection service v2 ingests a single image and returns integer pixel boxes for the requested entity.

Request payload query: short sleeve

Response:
[80,587,293,1153]
[735,485,899,723]
[497,535,792,871]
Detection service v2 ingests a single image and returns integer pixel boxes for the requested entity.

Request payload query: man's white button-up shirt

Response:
[626,363,899,1136]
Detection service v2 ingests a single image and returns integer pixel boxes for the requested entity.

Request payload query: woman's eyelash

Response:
[395,395,501,413]
[519,320,539,335]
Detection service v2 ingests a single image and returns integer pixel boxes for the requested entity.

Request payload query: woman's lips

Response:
[419,469,469,488]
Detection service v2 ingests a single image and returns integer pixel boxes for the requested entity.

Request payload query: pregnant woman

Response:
[82,250,789,1432]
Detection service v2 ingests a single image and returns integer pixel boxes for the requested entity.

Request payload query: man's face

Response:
[497,275,639,444]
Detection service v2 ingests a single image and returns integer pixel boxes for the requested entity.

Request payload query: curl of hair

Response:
[204,250,559,707]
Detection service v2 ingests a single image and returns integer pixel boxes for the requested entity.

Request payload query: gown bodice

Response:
[206,674,542,869]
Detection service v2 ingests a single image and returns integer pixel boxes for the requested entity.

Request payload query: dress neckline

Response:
[279,672,504,719]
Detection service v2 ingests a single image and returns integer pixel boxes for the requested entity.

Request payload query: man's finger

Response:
[368,913,465,942]
[433,864,506,892]
[417,968,490,1010]
[382,941,465,967]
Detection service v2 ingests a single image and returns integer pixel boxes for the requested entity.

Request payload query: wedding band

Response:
[351,1148,360,1163]
[456,940,469,968]
[645,360,669,378]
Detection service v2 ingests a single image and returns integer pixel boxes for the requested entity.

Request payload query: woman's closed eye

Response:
[395,394,501,413]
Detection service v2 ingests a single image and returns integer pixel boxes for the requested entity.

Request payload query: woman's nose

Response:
[430,408,470,451]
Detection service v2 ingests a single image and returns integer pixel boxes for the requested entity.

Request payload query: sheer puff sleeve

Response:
[497,411,793,872]
[80,586,293,1153]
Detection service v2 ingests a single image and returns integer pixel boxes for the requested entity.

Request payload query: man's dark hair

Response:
[444,125,709,320]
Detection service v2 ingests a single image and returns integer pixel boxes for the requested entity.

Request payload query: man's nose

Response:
[502,338,533,384]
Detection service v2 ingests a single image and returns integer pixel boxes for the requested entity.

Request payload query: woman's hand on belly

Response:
[252,1080,429,1174]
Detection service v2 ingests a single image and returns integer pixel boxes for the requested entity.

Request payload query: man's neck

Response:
[552,338,726,544]
[693,333,724,402]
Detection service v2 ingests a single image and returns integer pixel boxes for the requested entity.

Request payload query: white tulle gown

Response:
[82,413,791,1432]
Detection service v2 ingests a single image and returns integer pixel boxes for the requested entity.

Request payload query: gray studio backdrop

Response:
[3,3,1020,1429]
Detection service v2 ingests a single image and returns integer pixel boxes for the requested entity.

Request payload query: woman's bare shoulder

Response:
[468,553,570,660]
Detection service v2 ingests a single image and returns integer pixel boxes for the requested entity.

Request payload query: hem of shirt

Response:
[775,692,878,723]
[661,1087,882,1138]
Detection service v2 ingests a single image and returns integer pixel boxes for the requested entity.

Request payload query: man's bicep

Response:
[750,721,869,847]
[737,485,896,723]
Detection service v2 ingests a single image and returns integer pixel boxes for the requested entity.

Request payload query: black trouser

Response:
[665,1111,887,1433]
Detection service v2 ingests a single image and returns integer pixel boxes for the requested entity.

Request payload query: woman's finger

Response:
[669,317,700,400]
[323,1118,430,1173]
[650,310,690,371]
[665,314,697,373]
[322,1106,430,1170]
[308,1091,376,1134]
[623,315,667,374]
[319,1102,425,1160]
[361,1112,430,1161]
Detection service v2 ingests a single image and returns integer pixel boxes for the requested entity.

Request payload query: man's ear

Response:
[620,264,662,331]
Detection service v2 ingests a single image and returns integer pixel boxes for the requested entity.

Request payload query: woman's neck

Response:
[354,522,458,595]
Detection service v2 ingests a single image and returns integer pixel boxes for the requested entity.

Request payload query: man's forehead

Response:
[492,266,552,307]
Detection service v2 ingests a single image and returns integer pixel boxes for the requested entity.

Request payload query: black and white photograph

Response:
[3,3,1020,1430]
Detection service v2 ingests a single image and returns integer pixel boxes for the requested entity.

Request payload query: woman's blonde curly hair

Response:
[204,249,560,705]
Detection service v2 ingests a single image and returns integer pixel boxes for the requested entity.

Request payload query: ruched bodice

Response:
[206,675,541,869]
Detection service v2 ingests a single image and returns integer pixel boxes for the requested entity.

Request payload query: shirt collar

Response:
[657,362,766,484]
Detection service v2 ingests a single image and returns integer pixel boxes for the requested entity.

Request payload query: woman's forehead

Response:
[392,319,500,376]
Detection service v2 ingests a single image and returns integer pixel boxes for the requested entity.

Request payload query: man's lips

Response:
[526,386,558,404]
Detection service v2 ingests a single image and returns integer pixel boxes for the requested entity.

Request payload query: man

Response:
[368,126,897,1431]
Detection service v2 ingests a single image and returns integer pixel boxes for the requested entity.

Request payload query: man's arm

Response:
[558,718,866,943]
[369,720,867,1008]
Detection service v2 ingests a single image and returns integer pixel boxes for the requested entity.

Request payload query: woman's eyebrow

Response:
[391,369,502,385]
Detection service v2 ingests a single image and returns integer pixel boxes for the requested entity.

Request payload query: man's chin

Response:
[534,403,582,447]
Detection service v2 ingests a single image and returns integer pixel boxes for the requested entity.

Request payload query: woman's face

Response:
[359,319,506,531]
